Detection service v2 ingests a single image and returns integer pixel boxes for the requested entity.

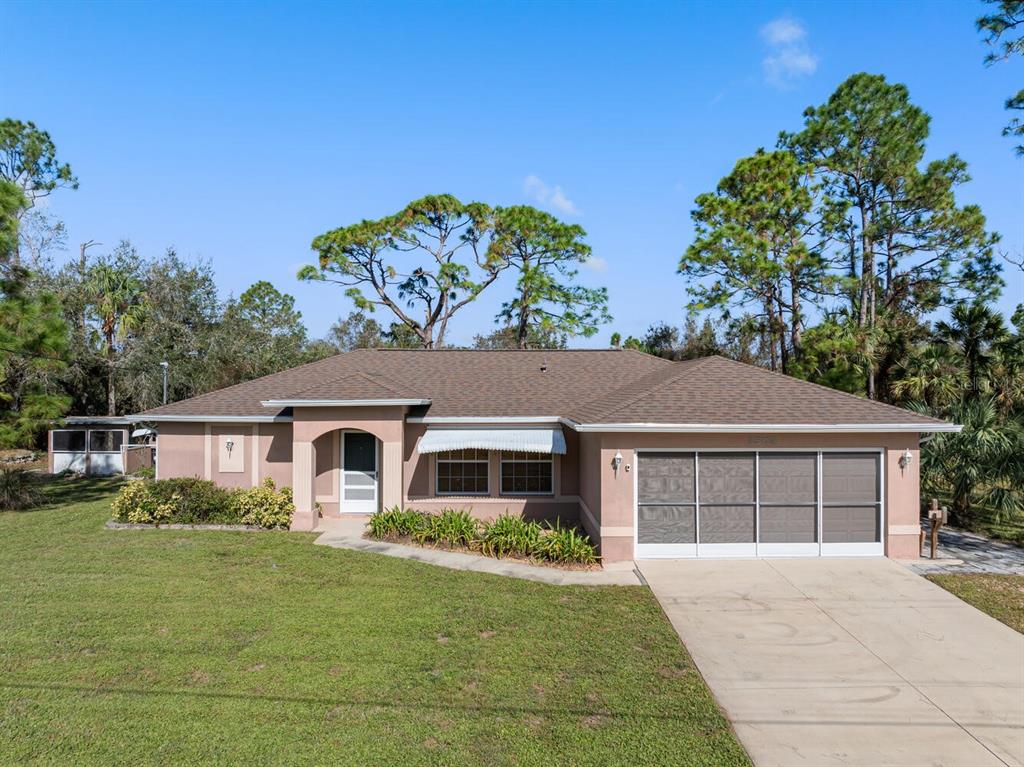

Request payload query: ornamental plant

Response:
[231,478,295,529]
[111,480,157,524]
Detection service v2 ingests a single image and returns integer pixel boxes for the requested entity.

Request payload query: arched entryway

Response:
[290,406,405,530]
[312,428,381,516]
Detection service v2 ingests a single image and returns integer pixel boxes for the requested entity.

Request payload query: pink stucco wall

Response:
[585,431,921,562]
[156,423,205,479]
[155,418,923,565]
[260,422,293,488]
[156,422,295,489]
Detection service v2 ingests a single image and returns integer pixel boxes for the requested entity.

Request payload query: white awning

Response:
[418,427,567,455]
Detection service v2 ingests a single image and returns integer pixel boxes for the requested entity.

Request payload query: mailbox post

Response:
[926,498,948,559]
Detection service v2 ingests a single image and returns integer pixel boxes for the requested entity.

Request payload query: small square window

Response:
[436,450,489,495]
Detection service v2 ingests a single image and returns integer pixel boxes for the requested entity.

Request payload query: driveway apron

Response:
[639,558,1024,767]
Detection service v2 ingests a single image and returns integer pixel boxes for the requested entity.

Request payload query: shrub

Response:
[111,477,293,529]
[480,514,542,558]
[0,467,43,511]
[363,508,597,566]
[367,506,428,539]
[536,520,598,565]
[133,465,155,479]
[112,481,158,524]
[415,508,479,548]
[231,478,295,529]
[147,478,235,524]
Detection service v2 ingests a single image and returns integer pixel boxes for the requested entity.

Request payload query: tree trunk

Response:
[775,293,790,375]
[516,290,530,350]
[789,268,803,362]
[764,298,779,372]
[106,333,116,416]
[858,207,877,399]
[847,221,858,317]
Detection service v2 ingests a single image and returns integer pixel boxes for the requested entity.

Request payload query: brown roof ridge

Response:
[352,347,672,359]
[706,356,948,424]
[571,356,716,423]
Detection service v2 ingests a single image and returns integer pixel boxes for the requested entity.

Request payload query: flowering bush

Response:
[112,481,158,523]
[231,478,295,529]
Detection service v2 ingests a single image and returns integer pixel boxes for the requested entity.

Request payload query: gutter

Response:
[569,422,963,433]
[125,414,294,423]
[128,413,961,434]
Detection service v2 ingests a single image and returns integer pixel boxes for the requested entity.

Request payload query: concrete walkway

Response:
[639,557,1024,767]
[312,517,641,586]
[905,526,1024,575]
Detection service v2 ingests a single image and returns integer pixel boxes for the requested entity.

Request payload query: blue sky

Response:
[3,0,1022,345]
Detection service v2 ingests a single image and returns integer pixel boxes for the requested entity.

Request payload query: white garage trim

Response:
[633,447,886,560]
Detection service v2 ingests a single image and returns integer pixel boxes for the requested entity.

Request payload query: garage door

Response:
[636,450,883,558]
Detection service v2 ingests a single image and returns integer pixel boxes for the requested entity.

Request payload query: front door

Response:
[341,431,378,513]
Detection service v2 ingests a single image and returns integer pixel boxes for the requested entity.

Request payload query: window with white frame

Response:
[500,451,553,495]
[52,430,86,452]
[89,430,125,453]
[435,449,489,495]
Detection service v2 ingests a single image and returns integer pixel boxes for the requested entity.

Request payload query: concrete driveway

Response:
[639,558,1024,767]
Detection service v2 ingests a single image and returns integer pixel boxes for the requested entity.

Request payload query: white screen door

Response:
[341,432,378,513]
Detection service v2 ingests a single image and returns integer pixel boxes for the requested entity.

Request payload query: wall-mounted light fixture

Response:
[899,448,912,470]
[612,451,623,476]
[225,438,235,455]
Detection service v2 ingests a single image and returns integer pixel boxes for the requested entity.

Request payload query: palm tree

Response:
[933,303,1007,394]
[86,262,145,415]
[891,344,964,408]
[914,398,1024,527]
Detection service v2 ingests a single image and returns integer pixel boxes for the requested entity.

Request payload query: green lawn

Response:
[928,573,1024,634]
[0,477,749,766]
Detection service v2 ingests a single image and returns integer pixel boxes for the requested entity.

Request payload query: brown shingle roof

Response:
[275,371,427,402]
[137,349,947,428]
[569,356,944,426]
[138,349,670,419]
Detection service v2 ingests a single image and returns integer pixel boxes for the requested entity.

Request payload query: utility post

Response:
[160,361,169,404]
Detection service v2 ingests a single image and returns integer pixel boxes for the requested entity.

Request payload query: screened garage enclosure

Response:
[635,450,883,558]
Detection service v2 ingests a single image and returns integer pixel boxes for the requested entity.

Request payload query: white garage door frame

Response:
[633,447,886,560]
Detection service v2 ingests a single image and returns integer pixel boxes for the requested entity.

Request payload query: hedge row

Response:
[366,507,598,565]
[111,477,294,529]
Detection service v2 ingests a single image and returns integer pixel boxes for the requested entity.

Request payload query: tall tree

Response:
[328,311,383,351]
[472,325,567,350]
[0,180,68,446]
[782,73,1001,396]
[933,302,1008,394]
[302,195,508,348]
[119,249,220,411]
[0,120,77,260]
[977,0,1024,155]
[681,149,824,373]
[85,244,147,415]
[490,206,610,348]
[217,281,309,381]
[677,314,723,360]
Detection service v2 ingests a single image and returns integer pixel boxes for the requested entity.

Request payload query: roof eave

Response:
[570,422,961,433]
[127,414,293,423]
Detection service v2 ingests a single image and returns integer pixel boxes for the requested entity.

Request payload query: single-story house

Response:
[131,349,958,563]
